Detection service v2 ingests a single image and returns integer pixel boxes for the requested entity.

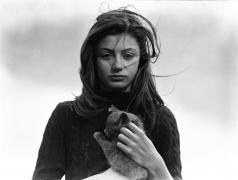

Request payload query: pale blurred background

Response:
[0,0,237,180]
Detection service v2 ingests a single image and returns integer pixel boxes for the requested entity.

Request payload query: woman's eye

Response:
[100,53,113,60]
[123,53,135,60]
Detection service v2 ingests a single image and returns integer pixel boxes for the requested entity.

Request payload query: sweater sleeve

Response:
[32,103,67,180]
[151,105,182,179]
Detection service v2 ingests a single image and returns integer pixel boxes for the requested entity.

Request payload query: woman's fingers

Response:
[117,141,132,155]
[127,122,145,137]
[118,123,148,153]
[119,122,147,146]
[116,122,166,174]
[118,122,154,152]
[118,133,136,147]
[120,127,138,141]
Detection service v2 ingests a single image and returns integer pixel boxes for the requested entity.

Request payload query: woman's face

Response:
[96,33,140,92]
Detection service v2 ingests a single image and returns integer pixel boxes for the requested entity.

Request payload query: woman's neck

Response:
[96,90,131,110]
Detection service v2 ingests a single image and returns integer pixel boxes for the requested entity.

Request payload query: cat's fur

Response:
[93,106,148,180]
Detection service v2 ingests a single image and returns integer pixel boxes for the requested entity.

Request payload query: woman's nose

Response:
[111,56,123,72]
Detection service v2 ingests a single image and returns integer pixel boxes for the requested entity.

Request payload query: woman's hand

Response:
[117,122,173,180]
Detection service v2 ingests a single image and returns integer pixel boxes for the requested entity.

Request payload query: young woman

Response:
[32,8,182,180]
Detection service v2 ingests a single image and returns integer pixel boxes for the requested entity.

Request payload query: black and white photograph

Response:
[0,0,237,180]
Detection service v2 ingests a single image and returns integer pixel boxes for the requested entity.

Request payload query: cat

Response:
[93,106,148,180]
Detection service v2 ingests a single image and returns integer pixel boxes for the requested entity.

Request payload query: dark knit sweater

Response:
[32,97,182,180]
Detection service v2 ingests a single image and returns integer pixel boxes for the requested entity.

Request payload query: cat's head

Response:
[104,107,144,141]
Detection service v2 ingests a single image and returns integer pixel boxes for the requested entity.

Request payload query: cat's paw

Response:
[93,132,103,140]
[93,132,108,143]
[93,131,113,149]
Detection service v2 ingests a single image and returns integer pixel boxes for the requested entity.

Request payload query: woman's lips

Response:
[109,75,126,81]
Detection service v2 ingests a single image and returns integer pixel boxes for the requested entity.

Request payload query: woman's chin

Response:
[104,84,131,92]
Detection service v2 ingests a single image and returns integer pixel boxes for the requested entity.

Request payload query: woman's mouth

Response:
[109,75,126,81]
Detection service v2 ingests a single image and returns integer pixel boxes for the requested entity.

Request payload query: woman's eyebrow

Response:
[98,48,137,52]
[97,48,114,53]
[122,48,137,52]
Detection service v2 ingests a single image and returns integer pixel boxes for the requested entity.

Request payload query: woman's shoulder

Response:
[154,104,179,134]
[46,100,80,129]
[55,100,74,110]
[157,105,176,122]
[55,100,74,107]
[49,100,78,122]
[53,100,79,114]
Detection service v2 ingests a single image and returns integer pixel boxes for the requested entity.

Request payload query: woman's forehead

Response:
[97,33,140,51]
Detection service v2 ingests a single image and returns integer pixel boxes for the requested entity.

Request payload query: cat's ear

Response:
[120,113,129,124]
[108,105,119,112]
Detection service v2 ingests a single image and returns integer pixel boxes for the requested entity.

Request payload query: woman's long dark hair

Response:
[75,8,164,132]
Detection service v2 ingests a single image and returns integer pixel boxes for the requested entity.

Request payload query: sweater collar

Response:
[95,90,131,110]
